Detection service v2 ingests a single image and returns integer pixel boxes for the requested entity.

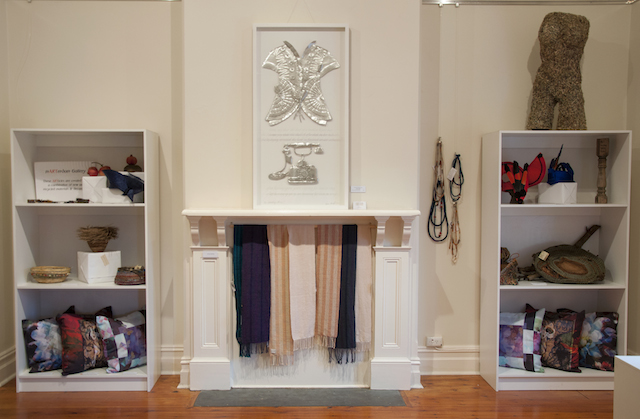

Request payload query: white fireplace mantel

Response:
[181,209,421,391]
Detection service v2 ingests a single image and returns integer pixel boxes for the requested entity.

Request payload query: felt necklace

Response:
[448,154,464,263]
[428,138,448,242]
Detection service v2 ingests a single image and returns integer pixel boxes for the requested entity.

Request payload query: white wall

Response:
[627,4,640,356]
[419,5,633,374]
[0,0,184,380]
[183,0,421,210]
[0,0,15,387]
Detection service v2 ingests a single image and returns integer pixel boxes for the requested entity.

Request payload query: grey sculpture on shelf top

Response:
[526,12,590,130]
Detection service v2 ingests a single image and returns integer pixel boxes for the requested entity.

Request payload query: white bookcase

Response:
[10,129,160,392]
[480,130,631,391]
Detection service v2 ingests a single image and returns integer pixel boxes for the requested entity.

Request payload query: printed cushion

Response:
[21,306,77,373]
[22,318,62,372]
[579,312,618,371]
[527,304,584,373]
[499,308,545,372]
[56,306,113,376]
[96,310,147,373]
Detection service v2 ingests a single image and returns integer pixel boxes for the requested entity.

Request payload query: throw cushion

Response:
[21,306,76,373]
[56,306,112,376]
[499,308,545,372]
[579,312,618,371]
[96,310,147,373]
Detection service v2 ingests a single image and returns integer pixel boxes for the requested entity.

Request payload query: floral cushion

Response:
[56,306,112,376]
[96,310,147,373]
[21,306,76,373]
[22,318,62,372]
[579,312,618,371]
[499,308,545,372]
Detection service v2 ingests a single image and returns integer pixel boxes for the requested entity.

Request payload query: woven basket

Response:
[30,266,71,284]
[115,266,146,286]
[87,239,109,252]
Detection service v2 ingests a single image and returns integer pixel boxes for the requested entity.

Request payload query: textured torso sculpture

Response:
[526,12,590,130]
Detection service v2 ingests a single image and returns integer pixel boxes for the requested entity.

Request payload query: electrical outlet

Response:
[426,336,443,347]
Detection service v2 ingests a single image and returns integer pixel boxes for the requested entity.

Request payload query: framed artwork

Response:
[253,24,349,209]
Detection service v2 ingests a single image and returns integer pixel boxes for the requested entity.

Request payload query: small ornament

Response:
[124,155,142,172]
[88,162,111,176]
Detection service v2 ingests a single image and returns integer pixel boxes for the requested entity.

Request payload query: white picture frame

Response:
[253,24,349,209]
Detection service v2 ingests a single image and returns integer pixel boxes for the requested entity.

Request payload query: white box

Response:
[538,182,577,204]
[78,251,121,284]
[82,176,108,203]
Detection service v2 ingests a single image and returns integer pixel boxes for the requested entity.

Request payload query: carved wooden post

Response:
[596,138,609,203]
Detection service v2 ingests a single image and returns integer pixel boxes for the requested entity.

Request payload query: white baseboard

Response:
[161,344,183,375]
[0,346,16,387]
[418,345,479,375]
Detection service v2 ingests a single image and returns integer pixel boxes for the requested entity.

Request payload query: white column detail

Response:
[189,247,231,390]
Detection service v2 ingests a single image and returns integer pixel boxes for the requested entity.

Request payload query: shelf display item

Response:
[29,266,71,284]
[499,308,545,372]
[579,311,618,371]
[82,176,108,203]
[500,248,519,286]
[78,251,121,284]
[115,266,146,286]
[77,226,118,252]
[102,169,145,202]
[596,138,609,203]
[526,12,590,130]
[124,155,142,172]
[96,310,147,373]
[532,225,604,284]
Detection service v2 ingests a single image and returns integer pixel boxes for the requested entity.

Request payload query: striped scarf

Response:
[315,225,342,348]
[267,225,294,365]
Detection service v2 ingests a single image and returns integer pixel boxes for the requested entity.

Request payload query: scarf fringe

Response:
[293,336,315,351]
[241,342,269,357]
[270,353,294,366]
[328,348,357,364]
[316,335,337,349]
[356,341,371,353]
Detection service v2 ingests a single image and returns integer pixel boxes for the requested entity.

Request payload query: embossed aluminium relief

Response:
[268,142,323,185]
[262,41,340,126]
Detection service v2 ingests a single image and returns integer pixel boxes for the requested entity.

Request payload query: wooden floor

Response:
[0,375,613,418]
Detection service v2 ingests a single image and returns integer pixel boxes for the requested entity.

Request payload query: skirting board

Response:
[161,345,184,375]
[0,347,16,387]
[419,345,480,375]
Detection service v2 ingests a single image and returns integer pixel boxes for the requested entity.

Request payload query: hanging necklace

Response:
[428,138,448,242]
[448,153,464,263]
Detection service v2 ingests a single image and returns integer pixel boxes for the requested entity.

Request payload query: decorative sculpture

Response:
[263,41,340,126]
[269,142,323,184]
[526,12,590,130]
[596,137,609,203]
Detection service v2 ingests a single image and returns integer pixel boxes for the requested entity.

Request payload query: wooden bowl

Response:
[30,266,71,284]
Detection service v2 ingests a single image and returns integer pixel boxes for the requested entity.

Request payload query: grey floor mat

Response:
[193,388,406,407]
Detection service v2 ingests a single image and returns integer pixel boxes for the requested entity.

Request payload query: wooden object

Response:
[10,129,160,392]
[481,130,631,391]
[596,137,609,203]
[0,375,615,418]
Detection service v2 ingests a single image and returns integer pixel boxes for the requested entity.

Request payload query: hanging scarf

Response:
[267,225,294,365]
[232,225,244,353]
[240,225,271,356]
[315,225,343,348]
[330,224,358,363]
[287,225,317,351]
[355,225,372,354]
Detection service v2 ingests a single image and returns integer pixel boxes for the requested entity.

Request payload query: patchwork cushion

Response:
[579,312,618,371]
[56,306,112,376]
[499,308,545,372]
[96,310,147,373]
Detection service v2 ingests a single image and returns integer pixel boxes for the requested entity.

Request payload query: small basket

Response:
[115,266,145,286]
[30,266,71,284]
